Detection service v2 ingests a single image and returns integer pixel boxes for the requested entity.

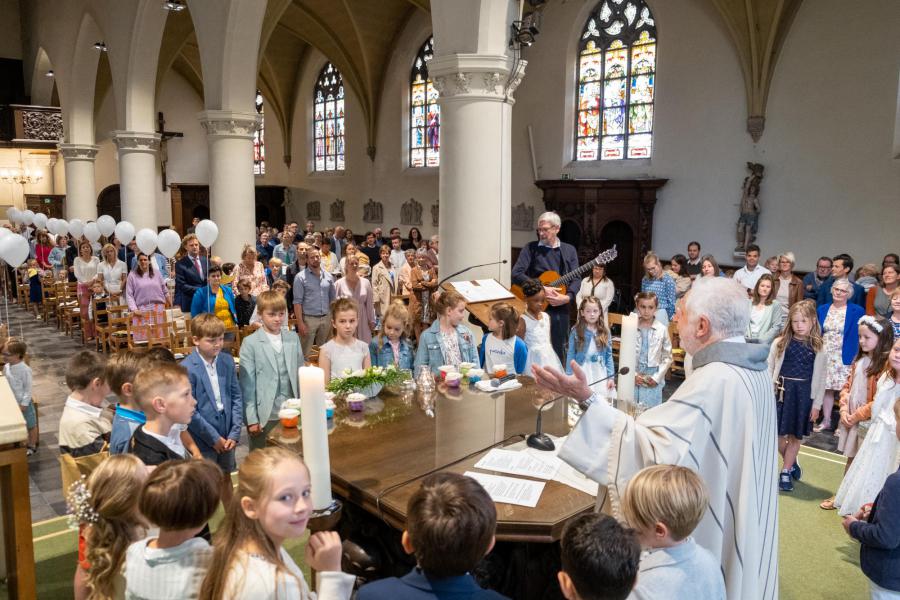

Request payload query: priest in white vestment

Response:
[533,277,778,600]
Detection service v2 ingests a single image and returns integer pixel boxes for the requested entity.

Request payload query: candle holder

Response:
[308,498,343,533]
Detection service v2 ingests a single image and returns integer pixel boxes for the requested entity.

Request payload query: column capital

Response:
[111,131,161,154]
[198,110,261,140]
[57,143,100,161]
[428,54,527,102]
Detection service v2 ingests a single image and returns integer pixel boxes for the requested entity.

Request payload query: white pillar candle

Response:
[617,314,638,402]
[299,366,333,510]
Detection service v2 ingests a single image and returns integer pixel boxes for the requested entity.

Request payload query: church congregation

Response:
[0,0,898,599]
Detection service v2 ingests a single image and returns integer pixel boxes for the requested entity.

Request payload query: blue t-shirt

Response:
[108,405,146,455]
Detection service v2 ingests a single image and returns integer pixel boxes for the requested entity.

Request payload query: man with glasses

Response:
[511,211,580,361]
[803,256,832,300]
[816,253,866,307]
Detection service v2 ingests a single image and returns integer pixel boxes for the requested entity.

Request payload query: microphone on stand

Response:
[437,259,508,287]
[526,367,630,451]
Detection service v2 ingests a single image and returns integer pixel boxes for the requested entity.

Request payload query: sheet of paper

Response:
[522,437,600,497]
[451,279,514,303]
[474,448,559,480]
[463,471,546,508]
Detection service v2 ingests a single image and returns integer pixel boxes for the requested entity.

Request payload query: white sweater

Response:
[223,548,354,600]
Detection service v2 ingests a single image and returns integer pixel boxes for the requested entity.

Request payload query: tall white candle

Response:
[617,314,638,402]
[299,366,333,510]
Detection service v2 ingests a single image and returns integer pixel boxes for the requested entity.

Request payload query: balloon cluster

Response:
[2,208,219,268]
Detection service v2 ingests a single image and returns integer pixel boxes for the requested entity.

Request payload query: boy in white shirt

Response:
[621,465,725,600]
[3,339,36,454]
[58,351,111,458]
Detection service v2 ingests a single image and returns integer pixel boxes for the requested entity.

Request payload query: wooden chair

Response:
[101,311,131,354]
[170,328,195,359]
[222,325,241,357]
[126,309,171,352]
[39,275,59,323]
[669,321,685,378]
[93,300,127,352]
[608,312,624,360]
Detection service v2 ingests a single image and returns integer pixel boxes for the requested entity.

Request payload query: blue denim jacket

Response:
[565,328,615,376]
[413,320,479,375]
[369,337,415,370]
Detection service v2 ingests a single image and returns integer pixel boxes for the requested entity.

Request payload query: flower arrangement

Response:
[326,364,410,396]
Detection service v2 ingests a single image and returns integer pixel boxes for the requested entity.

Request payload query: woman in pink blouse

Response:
[334,254,376,343]
[231,244,268,297]
[125,253,168,341]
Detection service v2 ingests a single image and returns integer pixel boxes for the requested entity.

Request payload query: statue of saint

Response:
[736,162,764,252]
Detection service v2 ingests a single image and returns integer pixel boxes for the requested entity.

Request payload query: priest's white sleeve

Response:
[558,396,624,486]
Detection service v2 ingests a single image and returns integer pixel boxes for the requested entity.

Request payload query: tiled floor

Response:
[13,301,838,524]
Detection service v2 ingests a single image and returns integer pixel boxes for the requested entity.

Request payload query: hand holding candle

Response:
[299,366,333,511]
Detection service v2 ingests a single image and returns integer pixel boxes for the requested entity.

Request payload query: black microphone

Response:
[438,259,508,287]
[527,367,630,451]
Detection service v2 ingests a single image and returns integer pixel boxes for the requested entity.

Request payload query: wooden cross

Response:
[156,111,184,191]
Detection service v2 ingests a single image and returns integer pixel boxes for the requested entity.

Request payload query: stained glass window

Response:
[313,62,345,172]
[409,37,439,168]
[576,1,656,161]
[253,91,265,175]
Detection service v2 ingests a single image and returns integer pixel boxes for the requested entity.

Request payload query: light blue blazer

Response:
[182,350,243,453]
[238,328,303,426]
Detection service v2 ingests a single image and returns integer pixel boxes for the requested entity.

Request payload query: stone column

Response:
[429,55,525,286]
[57,143,99,221]
[198,110,260,264]
[112,131,161,230]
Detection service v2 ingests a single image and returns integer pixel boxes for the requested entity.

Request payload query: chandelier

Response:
[0,151,43,185]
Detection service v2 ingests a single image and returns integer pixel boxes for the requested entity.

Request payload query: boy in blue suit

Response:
[357,472,508,600]
[183,313,242,504]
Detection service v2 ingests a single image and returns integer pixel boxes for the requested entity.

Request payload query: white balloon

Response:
[195,219,219,247]
[33,212,48,230]
[84,222,101,242]
[21,210,35,225]
[56,219,69,236]
[157,229,182,258]
[5,207,16,221]
[46,218,58,234]
[114,221,135,245]
[69,219,84,238]
[135,228,158,255]
[97,214,116,236]
[0,234,30,267]
[0,228,11,238]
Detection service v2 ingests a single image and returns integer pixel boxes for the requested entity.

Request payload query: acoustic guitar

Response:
[511,245,618,308]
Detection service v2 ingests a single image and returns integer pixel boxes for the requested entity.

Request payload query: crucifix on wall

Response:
[157,111,183,191]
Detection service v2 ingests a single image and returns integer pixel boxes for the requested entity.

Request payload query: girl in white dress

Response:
[834,338,900,516]
[318,298,371,384]
[200,447,354,599]
[517,279,563,375]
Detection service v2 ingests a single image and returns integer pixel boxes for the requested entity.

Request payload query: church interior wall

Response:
[0,0,23,60]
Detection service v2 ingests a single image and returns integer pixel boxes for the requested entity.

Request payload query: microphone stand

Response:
[437,259,508,287]
[527,367,629,451]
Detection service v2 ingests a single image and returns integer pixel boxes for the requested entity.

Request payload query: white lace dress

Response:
[834,375,900,516]
[320,339,369,379]
[521,312,562,375]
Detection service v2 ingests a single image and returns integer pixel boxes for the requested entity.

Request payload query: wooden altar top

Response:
[268,377,596,543]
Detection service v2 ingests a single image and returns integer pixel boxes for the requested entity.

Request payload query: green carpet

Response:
[3,446,871,599]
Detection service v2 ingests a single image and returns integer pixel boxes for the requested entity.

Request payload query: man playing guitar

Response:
[511,211,580,361]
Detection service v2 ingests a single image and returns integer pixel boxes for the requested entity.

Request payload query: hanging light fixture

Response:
[45,70,54,77]
[163,0,186,11]
[0,151,43,186]
[93,41,108,52]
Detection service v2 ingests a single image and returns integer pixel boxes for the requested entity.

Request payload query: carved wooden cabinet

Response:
[534,179,668,308]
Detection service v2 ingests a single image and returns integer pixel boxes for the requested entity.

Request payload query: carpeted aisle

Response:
[7,444,873,599]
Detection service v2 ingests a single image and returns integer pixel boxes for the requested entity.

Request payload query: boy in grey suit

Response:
[239,291,304,450]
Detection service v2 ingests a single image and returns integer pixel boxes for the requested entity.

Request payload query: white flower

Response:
[352,369,366,378]
[343,368,353,376]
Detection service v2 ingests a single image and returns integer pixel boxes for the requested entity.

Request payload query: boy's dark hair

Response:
[833,253,854,273]
[406,473,496,578]
[65,351,107,391]
[105,351,143,396]
[222,262,235,275]
[520,278,544,298]
[560,513,640,600]
[3,338,26,358]
[139,460,221,530]
[745,244,760,255]
[144,347,177,365]
[208,264,223,277]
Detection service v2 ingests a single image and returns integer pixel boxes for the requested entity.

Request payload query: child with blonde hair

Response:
[70,454,148,600]
[621,465,725,599]
[320,298,371,383]
[414,289,479,375]
[199,447,353,600]
[767,299,825,492]
[480,301,527,375]
[369,301,415,370]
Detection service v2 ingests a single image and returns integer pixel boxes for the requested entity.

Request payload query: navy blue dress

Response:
[776,339,816,437]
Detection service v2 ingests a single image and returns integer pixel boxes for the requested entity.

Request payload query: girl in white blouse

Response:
[575,264,615,326]
[199,447,354,600]
[318,297,371,384]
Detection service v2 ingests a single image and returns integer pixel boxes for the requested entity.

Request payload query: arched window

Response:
[313,62,345,172]
[253,91,265,175]
[576,0,657,161]
[409,36,439,168]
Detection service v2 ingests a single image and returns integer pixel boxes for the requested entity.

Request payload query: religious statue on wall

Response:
[401,198,423,226]
[307,200,321,221]
[431,202,439,228]
[512,202,534,231]
[363,198,383,223]
[330,199,345,222]
[735,162,764,253]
